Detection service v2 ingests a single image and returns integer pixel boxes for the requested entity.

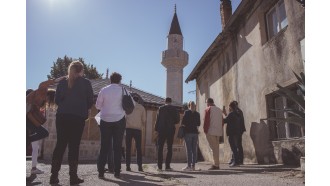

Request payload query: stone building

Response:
[185,0,305,164]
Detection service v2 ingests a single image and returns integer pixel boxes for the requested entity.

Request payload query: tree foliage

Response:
[47,55,103,80]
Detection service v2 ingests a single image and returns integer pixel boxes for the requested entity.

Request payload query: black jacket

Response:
[237,108,246,134]
[155,104,180,133]
[55,77,94,119]
[224,111,241,136]
[181,110,200,134]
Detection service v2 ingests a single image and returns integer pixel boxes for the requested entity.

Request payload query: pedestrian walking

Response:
[49,61,94,185]
[155,97,180,171]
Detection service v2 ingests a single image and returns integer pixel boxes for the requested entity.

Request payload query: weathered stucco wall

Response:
[195,0,304,164]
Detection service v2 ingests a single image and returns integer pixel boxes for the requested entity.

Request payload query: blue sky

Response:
[27,0,241,103]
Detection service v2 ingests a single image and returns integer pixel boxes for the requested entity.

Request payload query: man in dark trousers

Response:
[155,97,180,171]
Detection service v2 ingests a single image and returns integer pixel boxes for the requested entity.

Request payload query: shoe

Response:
[156,168,163,172]
[31,168,44,174]
[228,159,234,164]
[98,172,104,179]
[70,176,84,185]
[49,174,59,184]
[229,162,238,167]
[192,166,201,171]
[208,165,220,170]
[182,166,192,171]
[126,167,131,171]
[165,167,173,171]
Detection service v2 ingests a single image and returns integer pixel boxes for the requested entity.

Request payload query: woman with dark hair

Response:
[223,101,242,167]
[181,101,200,171]
[49,61,94,185]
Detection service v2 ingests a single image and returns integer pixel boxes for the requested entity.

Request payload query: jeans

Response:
[125,128,142,168]
[26,117,49,146]
[97,117,126,175]
[184,133,198,167]
[52,114,85,163]
[157,129,175,169]
[228,135,240,164]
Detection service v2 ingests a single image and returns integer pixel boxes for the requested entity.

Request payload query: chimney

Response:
[220,0,232,30]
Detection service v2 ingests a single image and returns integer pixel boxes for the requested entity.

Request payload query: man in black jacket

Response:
[155,97,180,171]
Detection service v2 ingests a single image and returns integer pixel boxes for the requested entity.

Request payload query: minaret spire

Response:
[169,4,182,35]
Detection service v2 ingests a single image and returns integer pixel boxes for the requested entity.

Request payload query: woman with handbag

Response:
[49,61,94,185]
[181,101,201,171]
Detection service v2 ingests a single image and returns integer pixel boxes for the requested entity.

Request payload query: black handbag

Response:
[122,87,134,115]
[177,125,185,139]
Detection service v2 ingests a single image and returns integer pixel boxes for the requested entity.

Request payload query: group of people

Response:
[203,98,246,170]
[26,60,246,185]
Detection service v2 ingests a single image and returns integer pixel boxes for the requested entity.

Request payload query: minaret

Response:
[161,5,188,104]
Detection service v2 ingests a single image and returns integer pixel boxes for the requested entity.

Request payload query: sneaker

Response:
[208,165,220,170]
[31,168,44,174]
[182,166,192,171]
[165,167,173,171]
[229,162,238,167]
[156,168,163,172]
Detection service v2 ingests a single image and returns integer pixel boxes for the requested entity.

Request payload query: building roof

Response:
[48,78,168,108]
[169,10,182,35]
[90,79,166,107]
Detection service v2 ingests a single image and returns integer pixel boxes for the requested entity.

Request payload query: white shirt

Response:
[95,84,127,122]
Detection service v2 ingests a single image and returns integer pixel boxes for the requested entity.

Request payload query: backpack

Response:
[122,87,134,115]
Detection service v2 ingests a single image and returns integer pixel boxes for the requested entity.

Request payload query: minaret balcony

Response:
[161,50,189,62]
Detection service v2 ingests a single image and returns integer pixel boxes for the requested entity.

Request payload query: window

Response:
[266,85,304,140]
[266,0,288,39]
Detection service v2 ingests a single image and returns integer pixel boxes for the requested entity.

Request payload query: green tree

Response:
[47,55,103,79]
